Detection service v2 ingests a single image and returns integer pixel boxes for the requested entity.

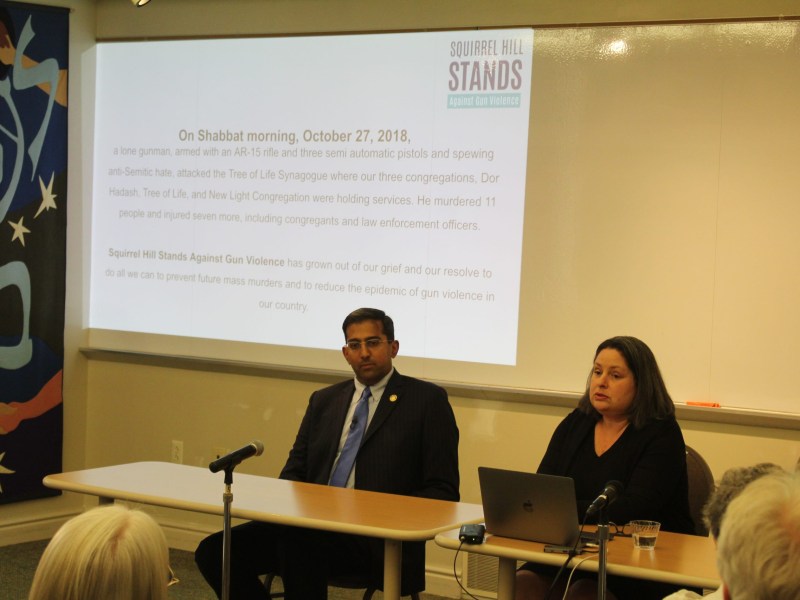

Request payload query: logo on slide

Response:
[446,33,531,109]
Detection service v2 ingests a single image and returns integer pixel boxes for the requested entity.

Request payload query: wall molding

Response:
[81,346,800,431]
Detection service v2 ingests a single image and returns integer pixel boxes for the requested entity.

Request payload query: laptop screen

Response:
[478,466,580,547]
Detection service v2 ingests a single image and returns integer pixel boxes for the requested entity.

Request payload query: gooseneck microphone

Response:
[209,440,265,473]
[586,480,623,515]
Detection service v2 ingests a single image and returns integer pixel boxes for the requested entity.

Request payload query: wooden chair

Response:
[685,445,715,537]
[264,573,421,599]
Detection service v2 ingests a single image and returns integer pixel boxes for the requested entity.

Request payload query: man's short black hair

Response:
[342,308,395,340]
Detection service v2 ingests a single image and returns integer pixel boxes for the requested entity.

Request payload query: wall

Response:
[2,2,800,599]
[84,17,800,418]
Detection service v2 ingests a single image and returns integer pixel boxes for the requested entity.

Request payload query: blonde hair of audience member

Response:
[716,471,800,600]
[28,504,171,600]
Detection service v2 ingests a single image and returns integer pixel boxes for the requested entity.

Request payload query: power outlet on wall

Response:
[171,440,184,464]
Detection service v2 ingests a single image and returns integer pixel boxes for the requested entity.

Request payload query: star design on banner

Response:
[35,172,58,218]
[0,452,15,493]
[9,217,31,247]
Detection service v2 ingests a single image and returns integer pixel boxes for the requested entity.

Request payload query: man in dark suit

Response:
[195,307,460,599]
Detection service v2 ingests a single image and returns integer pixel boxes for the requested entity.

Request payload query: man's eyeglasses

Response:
[168,566,180,587]
[345,338,392,352]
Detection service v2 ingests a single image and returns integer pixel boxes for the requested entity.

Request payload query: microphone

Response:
[585,480,623,515]
[209,440,264,473]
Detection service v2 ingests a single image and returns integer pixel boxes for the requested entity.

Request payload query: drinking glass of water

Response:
[630,520,660,550]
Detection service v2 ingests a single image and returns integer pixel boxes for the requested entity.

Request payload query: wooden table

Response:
[44,461,484,600]
[435,526,720,599]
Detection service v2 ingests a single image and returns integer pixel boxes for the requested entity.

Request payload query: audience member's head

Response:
[702,462,784,539]
[28,504,172,600]
[716,470,800,600]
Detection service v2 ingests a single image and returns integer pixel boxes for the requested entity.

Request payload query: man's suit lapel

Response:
[334,382,356,422]
[362,370,403,443]
[326,382,356,461]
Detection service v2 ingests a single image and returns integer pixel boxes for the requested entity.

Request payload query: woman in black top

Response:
[516,336,694,600]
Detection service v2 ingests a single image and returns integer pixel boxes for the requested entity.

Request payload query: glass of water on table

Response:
[630,520,660,550]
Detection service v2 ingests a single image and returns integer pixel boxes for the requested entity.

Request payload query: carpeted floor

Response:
[0,539,452,600]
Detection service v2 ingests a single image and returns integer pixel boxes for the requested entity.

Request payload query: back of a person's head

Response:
[28,505,170,600]
[716,470,800,600]
[702,462,784,539]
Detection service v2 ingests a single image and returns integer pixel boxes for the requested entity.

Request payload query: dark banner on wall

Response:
[0,1,68,504]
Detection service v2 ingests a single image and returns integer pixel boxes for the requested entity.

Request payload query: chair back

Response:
[685,445,715,536]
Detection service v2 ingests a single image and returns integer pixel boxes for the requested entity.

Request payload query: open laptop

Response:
[478,466,581,547]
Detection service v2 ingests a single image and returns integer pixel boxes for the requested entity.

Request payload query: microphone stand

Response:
[221,466,235,600]
[596,505,610,600]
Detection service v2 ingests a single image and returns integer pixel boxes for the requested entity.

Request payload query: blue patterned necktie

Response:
[329,386,371,487]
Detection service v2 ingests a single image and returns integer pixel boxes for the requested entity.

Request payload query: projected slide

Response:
[91,29,533,365]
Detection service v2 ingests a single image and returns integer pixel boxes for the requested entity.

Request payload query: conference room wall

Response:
[95,0,800,39]
[79,360,800,492]
[3,1,800,597]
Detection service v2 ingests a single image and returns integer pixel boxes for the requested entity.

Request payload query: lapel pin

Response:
[389,394,398,402]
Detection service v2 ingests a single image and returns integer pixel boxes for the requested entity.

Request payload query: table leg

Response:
[497,556,516,600]
[383,538,402,600]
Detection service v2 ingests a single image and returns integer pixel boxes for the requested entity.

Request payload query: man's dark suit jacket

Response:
[279,369,460,594]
